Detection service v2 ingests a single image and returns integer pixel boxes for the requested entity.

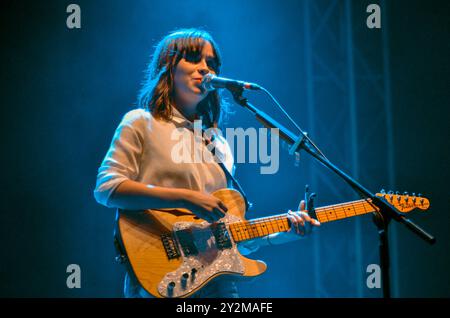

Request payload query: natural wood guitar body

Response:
[117,188,267,298]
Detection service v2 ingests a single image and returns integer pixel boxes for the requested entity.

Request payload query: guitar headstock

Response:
[376,190,430,213]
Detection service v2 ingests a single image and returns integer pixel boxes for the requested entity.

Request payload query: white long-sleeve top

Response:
[93,107,260,297]
[94,107,234,208]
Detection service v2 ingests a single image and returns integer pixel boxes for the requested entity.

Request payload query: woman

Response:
[94,28,319,298]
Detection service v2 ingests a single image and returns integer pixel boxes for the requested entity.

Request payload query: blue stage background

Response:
[1,0,449,297]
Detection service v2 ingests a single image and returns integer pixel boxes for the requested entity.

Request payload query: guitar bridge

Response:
[160,233,181,260]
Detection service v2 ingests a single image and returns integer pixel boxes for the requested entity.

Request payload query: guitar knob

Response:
[181,273,189,289]
[191,268,197,280]
[167,282,176,296]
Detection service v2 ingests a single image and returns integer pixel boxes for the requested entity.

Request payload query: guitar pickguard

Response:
[157,213,244,298]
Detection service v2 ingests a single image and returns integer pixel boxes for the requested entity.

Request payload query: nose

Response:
[198,59,209,76]
[198,68,209,76]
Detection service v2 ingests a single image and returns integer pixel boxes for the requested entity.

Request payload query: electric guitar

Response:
[117,188,430,298]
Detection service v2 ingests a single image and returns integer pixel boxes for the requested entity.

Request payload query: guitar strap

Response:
[205,132,252,212]
[113,212,128,265]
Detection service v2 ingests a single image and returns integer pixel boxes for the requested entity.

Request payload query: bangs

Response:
[166,29,222,72]
[178,36,207,56]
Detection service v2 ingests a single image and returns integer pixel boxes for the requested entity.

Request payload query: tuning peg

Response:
[420,198,424,205]
[418,193,422,197]
[380,189,386,194]
[403,191,409,202]
[388,190,394,201]
[395,191,400,195]
[412,192,417,204]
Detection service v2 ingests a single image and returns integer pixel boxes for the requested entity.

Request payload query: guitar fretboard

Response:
[228,199,379,243]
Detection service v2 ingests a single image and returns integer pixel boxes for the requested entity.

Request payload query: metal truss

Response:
[302,0,395,297]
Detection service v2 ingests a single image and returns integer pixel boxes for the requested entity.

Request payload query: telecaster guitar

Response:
[117,188,430,298]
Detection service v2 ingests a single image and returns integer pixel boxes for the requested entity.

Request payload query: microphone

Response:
[201,74,262,92]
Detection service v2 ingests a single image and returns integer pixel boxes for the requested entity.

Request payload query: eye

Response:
[206,58,218,72]
[184,51,219,72]
[184,51,202,64]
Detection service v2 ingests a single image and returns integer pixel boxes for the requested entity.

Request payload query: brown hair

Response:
[138,28,228,128]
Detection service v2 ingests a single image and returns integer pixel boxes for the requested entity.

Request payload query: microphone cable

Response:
[258,85,329,162]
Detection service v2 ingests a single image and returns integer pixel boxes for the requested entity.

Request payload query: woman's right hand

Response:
[181,189,228,223]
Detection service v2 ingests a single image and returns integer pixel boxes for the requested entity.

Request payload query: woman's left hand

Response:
[286,200,320,238]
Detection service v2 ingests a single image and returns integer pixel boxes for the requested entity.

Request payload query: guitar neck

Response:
[229,198,379,243]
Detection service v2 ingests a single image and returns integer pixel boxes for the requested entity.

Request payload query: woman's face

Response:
[173,41,217,114]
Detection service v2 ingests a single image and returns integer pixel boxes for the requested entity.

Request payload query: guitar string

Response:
[230,215,291,241]
[228,195,423,241]
[177,196,409,240]
[228,200,377,242]
[178,197,414,244]
[230,200,374,229]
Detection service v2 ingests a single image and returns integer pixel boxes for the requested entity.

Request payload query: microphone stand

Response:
[229,87,436,298]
